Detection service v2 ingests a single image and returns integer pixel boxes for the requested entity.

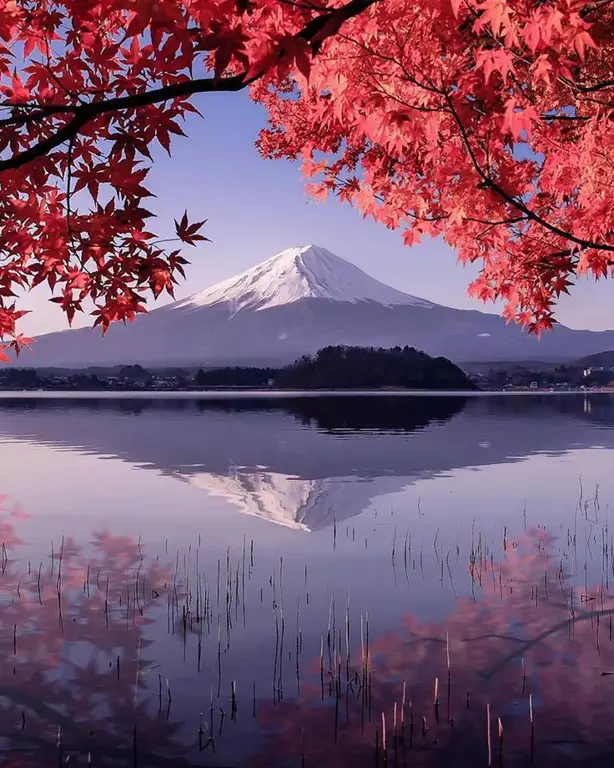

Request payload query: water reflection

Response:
[1,394,614,764]
[0,497,190,766]
[1,395,614,530]
[254,528,614,767]
[2,490,614,766]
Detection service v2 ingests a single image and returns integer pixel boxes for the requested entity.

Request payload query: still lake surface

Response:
[1,393,614,766]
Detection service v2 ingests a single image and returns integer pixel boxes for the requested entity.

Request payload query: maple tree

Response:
[0,0,613,361]
[256,0,614,333]
[0,0,376,360]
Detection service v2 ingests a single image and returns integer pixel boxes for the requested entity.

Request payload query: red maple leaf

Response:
[174,211,210,246]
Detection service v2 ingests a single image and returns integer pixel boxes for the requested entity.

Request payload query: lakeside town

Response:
[1,359,614,393]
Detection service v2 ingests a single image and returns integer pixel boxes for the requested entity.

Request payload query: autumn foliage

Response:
[0,0,613,359]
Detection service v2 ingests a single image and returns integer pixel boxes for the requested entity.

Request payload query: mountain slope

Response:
[571,350,614,369]
[16,244,614,368]
[176,244,434,312]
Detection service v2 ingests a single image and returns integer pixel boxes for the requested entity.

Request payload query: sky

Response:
[18,91,614,337]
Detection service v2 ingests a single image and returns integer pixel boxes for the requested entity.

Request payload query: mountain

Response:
[571,350,614,369]
[16,244,614,368]
[178,243,434,313]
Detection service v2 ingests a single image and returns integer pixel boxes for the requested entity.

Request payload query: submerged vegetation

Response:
[0,479,613,766]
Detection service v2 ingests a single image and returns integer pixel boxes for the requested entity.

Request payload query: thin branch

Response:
[366,77,443,113]
[560,77,614,94]
[277,0,328,10]
[465,214,528,227]
[0,0,379,174]
[540,114,590,121]
[444,93,614,253]
[580,0,614,15]
[481,608,614,681]
[66,136,74,253]
[0,104,79,127]
[337,32,443,95]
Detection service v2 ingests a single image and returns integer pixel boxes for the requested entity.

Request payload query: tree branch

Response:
[580,0,614,18]
[444,93,614,253]
[0,0,378,174]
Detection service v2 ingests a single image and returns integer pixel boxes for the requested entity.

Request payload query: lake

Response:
[0,393,613,766]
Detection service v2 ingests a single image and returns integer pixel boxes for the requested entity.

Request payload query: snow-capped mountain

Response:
[17,244,614,368]
[176,244,434,313]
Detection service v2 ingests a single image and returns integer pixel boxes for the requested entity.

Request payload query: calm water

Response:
[1,393,614,766]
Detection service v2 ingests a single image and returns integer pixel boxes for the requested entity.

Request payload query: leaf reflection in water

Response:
[2,489,614,767]
[0,495,191,767]
[255,529,614,767]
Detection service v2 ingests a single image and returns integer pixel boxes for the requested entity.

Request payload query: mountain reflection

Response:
[1,394,614,531]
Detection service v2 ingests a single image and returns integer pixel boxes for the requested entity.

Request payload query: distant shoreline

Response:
[0,387,612,399]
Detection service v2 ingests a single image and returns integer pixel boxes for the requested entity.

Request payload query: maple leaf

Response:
[2,71,30,102]
[149,267,174,298]
[532,55,552,85]
[403,227,422,246]
[572,29,596,61]
[450,0,463,19]
[523,18,541,53]
[474,0,514,38]
[476,49,515,83]
[502,100,539,141]
[305,182,328,202]
[174,211,210,245]
[8,333,34,357]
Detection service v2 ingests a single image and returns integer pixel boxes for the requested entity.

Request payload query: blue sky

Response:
[20,91,614,336]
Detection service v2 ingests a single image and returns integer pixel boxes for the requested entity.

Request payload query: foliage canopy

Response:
[0,0,613,357]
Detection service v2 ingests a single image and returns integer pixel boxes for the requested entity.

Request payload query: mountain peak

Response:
[177,244,434,313]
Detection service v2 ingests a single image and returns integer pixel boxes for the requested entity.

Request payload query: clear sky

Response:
[19,91,614,336]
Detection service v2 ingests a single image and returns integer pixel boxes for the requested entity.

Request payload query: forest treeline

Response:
[0,346,474,391]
